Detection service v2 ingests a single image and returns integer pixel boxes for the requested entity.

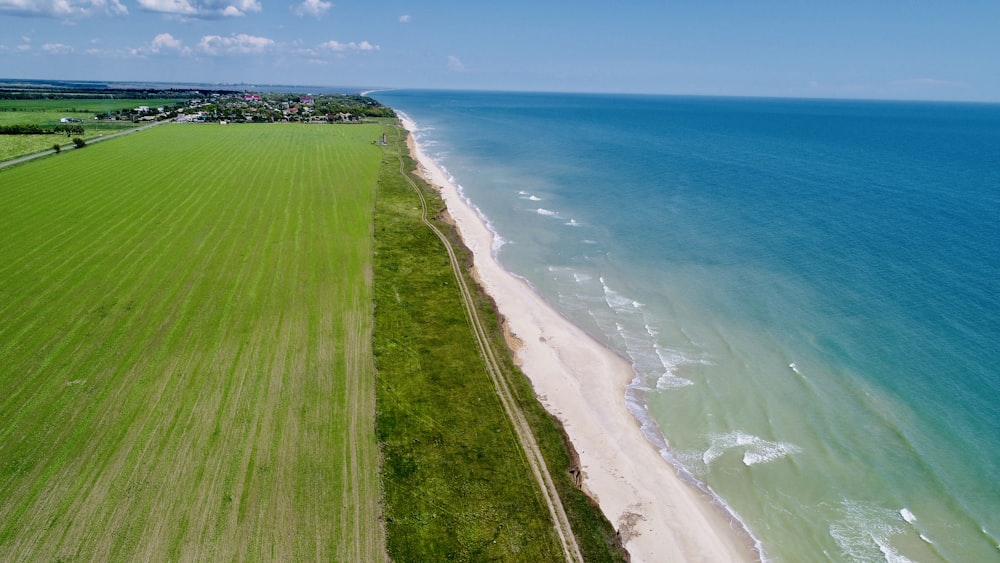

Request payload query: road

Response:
[391,125,585,563]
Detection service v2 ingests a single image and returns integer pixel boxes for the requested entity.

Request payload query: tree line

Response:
[0,123,86,136]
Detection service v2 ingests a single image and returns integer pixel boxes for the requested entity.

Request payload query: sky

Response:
[1,0,999,101]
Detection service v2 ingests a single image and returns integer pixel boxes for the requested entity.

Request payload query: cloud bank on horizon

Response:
[0,1,997,101]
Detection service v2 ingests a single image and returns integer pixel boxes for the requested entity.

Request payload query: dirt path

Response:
[391,126,585,563]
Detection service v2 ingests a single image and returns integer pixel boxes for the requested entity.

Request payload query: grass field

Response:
[0,98,185,118]
[0,98,185,161]
[0,123,385,561]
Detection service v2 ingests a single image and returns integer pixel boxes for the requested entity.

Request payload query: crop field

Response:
[0,123,385,561]
[0,98,185,119]
[0,98,185,161]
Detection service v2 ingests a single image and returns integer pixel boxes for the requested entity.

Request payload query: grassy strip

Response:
[0,123,384,561]
[373,125,627,561]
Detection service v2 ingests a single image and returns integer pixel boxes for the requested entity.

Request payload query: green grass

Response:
[0,98,185,161]
[0,123,385,561]
[373,125,627,562]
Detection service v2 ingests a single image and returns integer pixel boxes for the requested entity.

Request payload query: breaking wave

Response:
[830,501,917,563]
[701,431,802,466]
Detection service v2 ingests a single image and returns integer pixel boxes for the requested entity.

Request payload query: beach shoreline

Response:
[398,115,759,563]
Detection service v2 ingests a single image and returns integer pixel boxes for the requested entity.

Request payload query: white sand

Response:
[399,116,758,563]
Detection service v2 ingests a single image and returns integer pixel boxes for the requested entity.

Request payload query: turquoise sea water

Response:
[373,90,1000,562]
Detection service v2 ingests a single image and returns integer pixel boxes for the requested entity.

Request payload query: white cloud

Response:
[198,33,274,55]
[0,0,126,17]
[293,0,331,18]
[398,14,410,23]
[125,32,192,57]
[42,42,74,54]
[319,39,378,52]
[447,55,464,72]
[137,0,261,18]
[152,32,189,53]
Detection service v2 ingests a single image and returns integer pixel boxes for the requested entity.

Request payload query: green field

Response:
[0,97,185,118]
[0,123,385,560]
[0,98,185,161]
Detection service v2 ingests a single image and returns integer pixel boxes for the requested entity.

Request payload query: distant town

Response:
[117,92,395,124]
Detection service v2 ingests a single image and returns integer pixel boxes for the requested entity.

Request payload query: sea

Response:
[372,90,1000,562]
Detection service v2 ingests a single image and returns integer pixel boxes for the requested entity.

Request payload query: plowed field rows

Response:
[0,123,384,561]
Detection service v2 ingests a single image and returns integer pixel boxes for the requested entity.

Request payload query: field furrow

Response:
[0,123,385,562]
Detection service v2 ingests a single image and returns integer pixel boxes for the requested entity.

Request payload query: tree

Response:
[72,137,86,149]
[52,143,61,154]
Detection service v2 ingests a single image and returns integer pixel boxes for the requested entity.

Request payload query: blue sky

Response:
[1,0,998,101]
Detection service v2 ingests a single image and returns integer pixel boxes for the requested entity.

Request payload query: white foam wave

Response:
[536,208,562,218]
[600,277,639,312]
[789,362,801,374]
[830,500,916,563]
[652,345,695,388]
[565,219,580,226]
[595,276,706,393]
[919,534,933,544]
[442,172,507,255]
[899,508,916,524]
[529,195,542,201]
[656,374,695,389]
[702,431,802,466]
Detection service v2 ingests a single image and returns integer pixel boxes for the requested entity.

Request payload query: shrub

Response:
[72,137,86,149]
[53,143,61,154]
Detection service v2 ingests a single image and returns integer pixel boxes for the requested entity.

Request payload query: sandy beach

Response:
[399,116,758,562]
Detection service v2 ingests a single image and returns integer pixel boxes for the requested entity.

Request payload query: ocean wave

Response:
[594,276,705,392]
[600,277,641,312]
[656,374,695,389]
[899,508,916,524]
[654,346,696,389]
[536,208,562,218]
[830,500,916,563]
[701,431,802,466]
